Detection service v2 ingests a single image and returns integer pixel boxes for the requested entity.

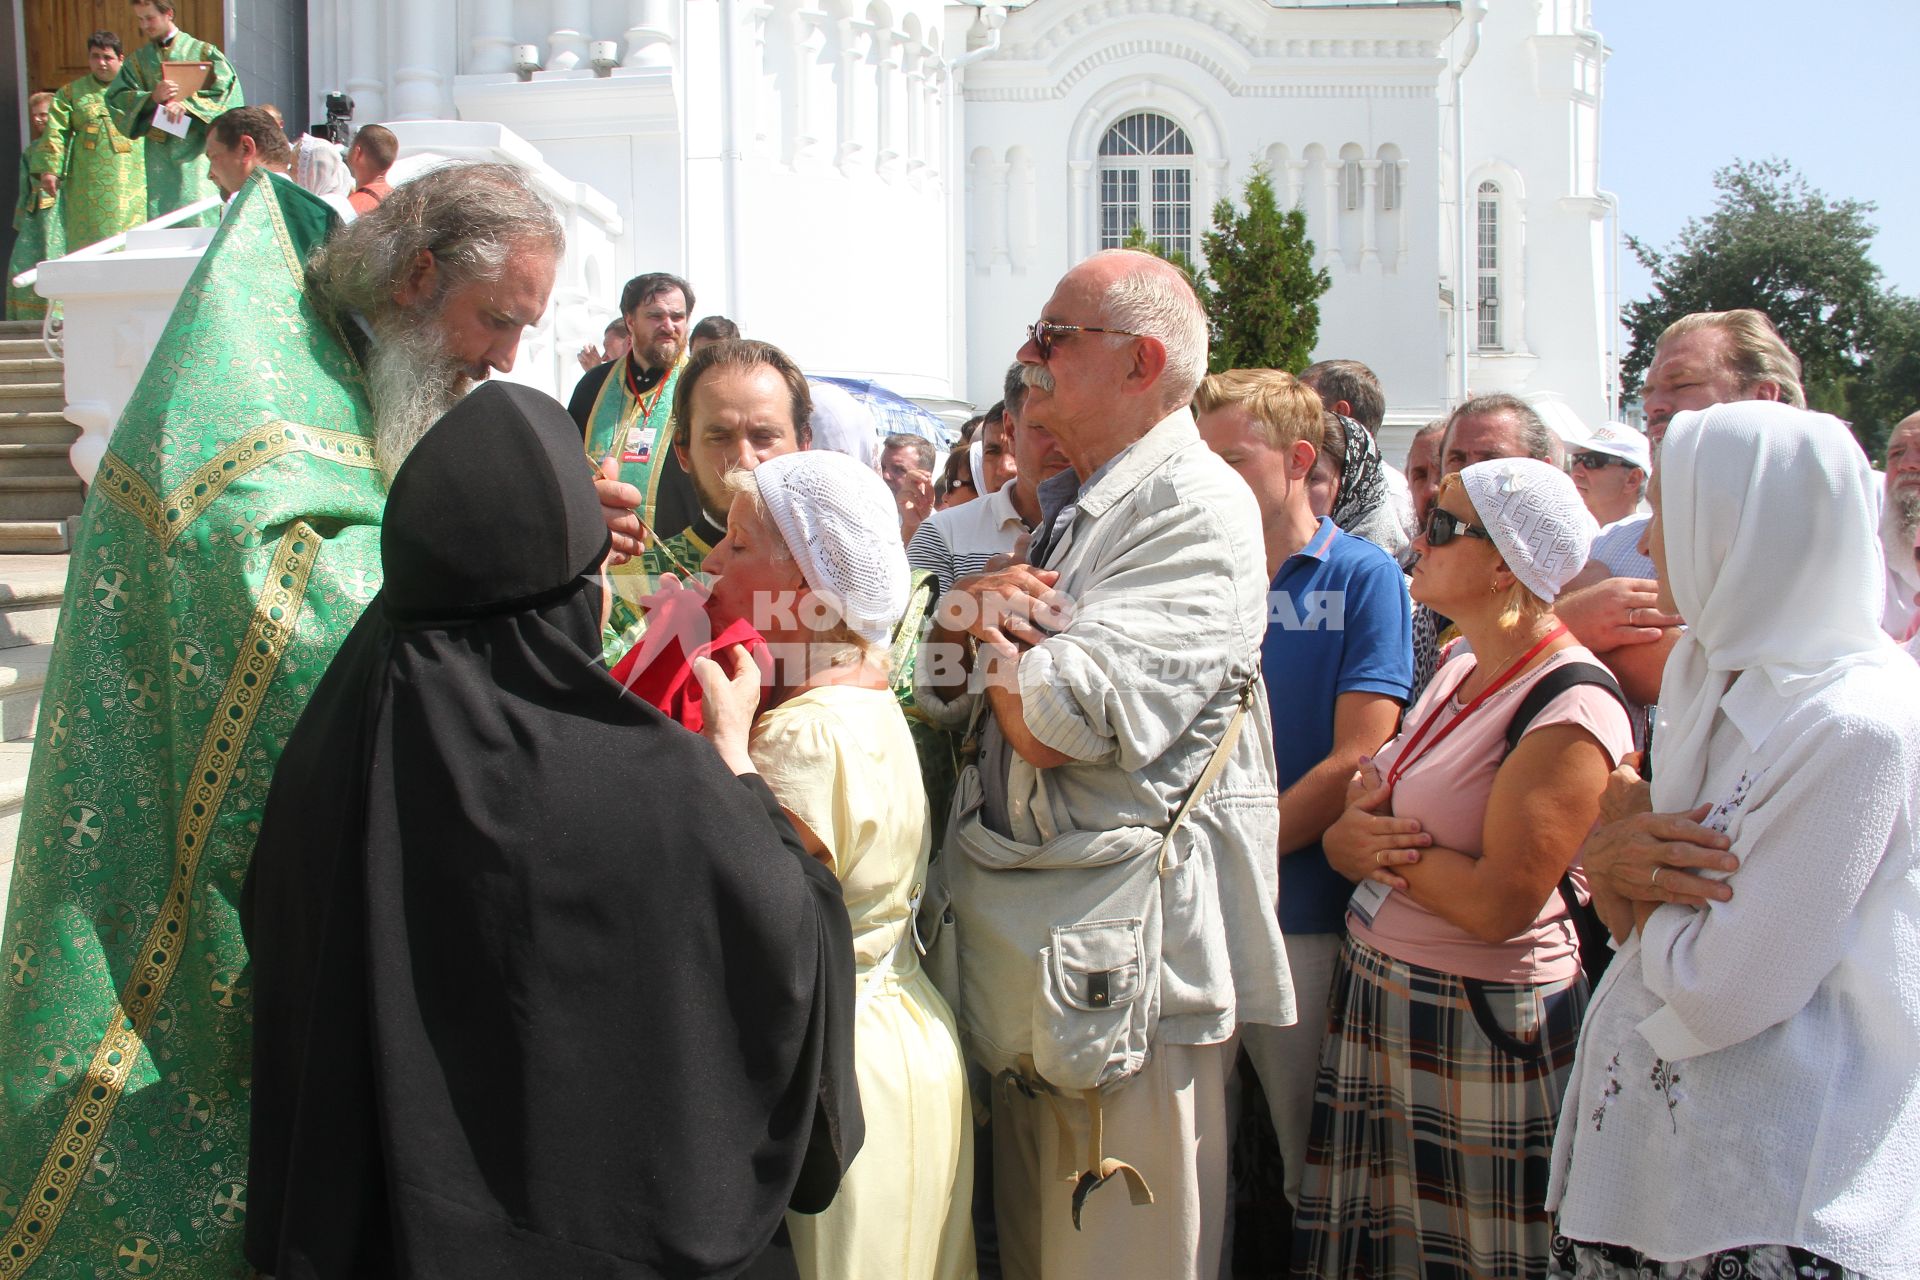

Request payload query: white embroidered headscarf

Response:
[1460,457,1596,603]
[1652,401,1898,811]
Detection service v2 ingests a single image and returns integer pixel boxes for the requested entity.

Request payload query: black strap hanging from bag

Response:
[1462,662,1628,1061]
[1503,661,1626,989]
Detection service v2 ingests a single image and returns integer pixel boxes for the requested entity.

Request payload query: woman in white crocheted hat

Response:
[700,449,975,1280]
[1292,457,1635,1280]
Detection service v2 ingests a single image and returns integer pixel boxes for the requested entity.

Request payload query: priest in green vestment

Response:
[568,271,707,651]
[30,31,147,251]
[0,162,569,1278]
[6,96,65,323]
[106,0,241,229]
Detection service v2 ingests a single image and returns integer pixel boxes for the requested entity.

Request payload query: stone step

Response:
[0,409,79,445]
[0,521,72,554]
[0,320,43,336]
[0,358,63,381]
[0,476,84,522]
[0,441,78,478]
[0,642,51,744]
[0,556,67,648]
[0,338,49,359]
[0,382,64,414]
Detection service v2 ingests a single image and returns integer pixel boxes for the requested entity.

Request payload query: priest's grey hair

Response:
[307,160,564,321]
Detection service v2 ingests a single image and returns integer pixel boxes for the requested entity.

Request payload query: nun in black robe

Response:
[242,381,861,1279]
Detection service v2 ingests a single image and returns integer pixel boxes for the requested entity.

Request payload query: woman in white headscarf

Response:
[1545,402,1920,1279]
[701,450,976,1280]
[1292,458,1634,1280]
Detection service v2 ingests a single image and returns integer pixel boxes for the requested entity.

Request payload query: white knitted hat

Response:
[1460,457,1596,603]
[753,450,908,646]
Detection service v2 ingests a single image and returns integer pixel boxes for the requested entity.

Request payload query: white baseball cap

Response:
[1574,423,1651,472]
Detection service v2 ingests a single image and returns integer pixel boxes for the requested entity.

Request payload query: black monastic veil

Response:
[243,381,860,1278]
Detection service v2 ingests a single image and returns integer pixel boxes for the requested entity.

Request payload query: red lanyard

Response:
[622,359,671,422]
[1383,623,1569,795]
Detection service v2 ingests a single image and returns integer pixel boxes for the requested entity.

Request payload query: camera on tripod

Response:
[309,92,355,146]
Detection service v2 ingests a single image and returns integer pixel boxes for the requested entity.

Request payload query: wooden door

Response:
[25,0,226,95]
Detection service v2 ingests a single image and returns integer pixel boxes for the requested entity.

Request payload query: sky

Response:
[1598,0,1920,305]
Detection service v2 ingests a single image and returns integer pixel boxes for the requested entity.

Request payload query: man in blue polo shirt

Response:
[1195,368,1413,1215]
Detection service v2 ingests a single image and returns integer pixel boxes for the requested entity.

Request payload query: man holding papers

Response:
[107,0,242,227]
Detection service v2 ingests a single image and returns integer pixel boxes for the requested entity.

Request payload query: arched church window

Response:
[1476,180,1502,350]
[1098,113,1195,259]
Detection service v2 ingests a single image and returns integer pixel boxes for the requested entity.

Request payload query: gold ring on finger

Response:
[1649,866,1663,889]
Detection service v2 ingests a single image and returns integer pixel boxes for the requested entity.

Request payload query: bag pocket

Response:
[1032,918,1151,1091]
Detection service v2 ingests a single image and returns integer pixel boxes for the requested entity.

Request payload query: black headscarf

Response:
[244,382,860,1279]
[1327,411,1409,560]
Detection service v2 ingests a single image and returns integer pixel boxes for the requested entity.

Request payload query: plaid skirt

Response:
[1289,937,1588,1280]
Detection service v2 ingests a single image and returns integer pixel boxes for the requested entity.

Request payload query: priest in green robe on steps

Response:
[6,95,64,322]
[568,270,706,657]
[29,30,147,252]
[106,0,242,229]
[0,161,624,1278]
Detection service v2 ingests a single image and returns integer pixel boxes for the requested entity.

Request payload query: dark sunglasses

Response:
[1571,451,1626,470]
[1026,320,1147,361]
[1424,507,1494,547]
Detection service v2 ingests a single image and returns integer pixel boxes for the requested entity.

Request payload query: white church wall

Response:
[958,0,1461,422]
[1459,0,1608,433]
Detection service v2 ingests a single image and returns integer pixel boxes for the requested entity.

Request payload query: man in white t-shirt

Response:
[1301,358,1416,538]
[1574,423,1655,580]
[906,364,1070,598]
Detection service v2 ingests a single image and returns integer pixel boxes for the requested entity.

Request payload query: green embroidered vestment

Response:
[106,31,241,229]
[0,170,381,1278]
[30,75,146,250]
[5,157,63,323]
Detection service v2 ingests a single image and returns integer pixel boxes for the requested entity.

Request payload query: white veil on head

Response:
[1653,400,1897,810]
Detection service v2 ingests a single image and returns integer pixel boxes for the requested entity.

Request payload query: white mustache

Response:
[1020,364,1055,393]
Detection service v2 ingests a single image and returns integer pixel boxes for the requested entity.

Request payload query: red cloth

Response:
[609,589,769,733]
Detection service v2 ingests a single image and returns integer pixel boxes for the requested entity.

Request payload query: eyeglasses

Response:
[1026,320,1147,362]
[1423,507,1494,547]
[1571,451,1626,470]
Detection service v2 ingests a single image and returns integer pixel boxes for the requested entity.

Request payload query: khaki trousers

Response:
[991,1039,1233,1280]
[1239,931,1344,1211]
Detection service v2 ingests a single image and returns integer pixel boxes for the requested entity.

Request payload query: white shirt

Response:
[905,482,1027,597]
[1590,512,1656,581]
[1547,656,1920,1273]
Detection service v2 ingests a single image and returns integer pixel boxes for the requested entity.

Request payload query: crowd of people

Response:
[0,41,1916,1280]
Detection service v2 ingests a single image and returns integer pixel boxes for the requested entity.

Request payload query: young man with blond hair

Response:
[1194,367,1413,1216]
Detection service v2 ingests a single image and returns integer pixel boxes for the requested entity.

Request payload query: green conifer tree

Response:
[1198,165,1330,374]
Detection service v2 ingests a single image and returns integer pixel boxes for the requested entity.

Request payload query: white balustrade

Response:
[546,0,592,72]
[468,0,515,73]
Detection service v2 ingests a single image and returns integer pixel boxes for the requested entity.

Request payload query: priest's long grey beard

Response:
[368,314,476,483]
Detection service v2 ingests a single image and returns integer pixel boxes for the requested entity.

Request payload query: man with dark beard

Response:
[0,160,595,1278]
[569,271,706,647]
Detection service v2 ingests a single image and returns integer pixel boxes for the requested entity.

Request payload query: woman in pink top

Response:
[1290,458,1635,1280]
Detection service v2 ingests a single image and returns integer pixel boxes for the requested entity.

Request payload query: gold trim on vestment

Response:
[91,452,167,543]
[0,524,321,1274]
[96,422,379,551]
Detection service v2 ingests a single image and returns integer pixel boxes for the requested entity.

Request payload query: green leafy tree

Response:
[1121,166,1330,375]
[1847,290,1920,457]
[1620,157,1906,451]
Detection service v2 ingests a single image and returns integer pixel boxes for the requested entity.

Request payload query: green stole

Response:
[582,354,686,647]
[6,156,63,322]
[106,30,241,228]
[30,76,146,251]
[0,169,382,1277]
